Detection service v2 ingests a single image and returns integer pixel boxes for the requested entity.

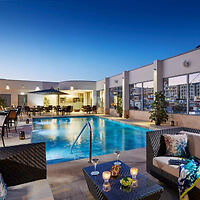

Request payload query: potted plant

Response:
[149,92,168,125]
[114,96,123,117]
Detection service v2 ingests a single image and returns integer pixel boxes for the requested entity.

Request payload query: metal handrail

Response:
[70,121,92,163]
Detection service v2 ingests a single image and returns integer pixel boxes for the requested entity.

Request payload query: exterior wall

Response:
[162,48,200,78]
[109,108,119,117]
[109,73,123,88]
[58,80,96,90]
[96,79,104,91]
[168,114,200,129]
[129,110,150,121]
[129,64,154,84]
[0,79,96,107]
[0,79,58,106]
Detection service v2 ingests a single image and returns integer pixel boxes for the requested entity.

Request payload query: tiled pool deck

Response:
[2,115,178,200]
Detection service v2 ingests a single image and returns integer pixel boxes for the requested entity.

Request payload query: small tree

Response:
[114,96,123,117]
[149,91,168,125]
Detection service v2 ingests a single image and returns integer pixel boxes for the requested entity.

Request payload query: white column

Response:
[153,60,163,92]
[104,78,110,114]
[186,74,189,114]
[122,71,129,118]
[92,90,96,106]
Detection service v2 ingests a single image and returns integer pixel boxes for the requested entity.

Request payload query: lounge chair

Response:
[146,127,200,199]
[0,143,54,200]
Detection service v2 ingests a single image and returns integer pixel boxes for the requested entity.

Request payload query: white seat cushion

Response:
[153,156,180,177]
[7,179,54,200]
[153,156,200,189]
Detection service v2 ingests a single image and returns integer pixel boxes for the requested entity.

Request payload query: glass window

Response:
[164,75,187,114]
[96,90,104,108]
[143,81,154,110]
[109,87,122,108]
[129,83,142,110]
[189,72,200,115]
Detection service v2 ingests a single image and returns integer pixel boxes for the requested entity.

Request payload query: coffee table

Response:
[83,161,163,200]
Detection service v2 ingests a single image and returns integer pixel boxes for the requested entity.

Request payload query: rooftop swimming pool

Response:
[32,116,149,164]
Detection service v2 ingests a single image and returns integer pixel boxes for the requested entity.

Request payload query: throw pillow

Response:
[0,173,7,200]
[163,134,188,157]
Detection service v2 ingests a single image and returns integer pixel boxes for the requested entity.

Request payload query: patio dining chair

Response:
[0,115,7,147]
[6,110,18,134]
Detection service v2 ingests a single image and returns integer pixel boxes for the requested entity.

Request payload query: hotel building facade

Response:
[0,47,200,128]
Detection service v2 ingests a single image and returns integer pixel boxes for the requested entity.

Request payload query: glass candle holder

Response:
[131,179,138,188]
[130,167,138,180]
[102,171,111,183]
[103,182,111,192]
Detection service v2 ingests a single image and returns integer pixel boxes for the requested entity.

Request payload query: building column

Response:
[92,90,96,106]
[186,74,189,114]
[122,71,129,118]
[153,60,163,93]
[104,78,110,114]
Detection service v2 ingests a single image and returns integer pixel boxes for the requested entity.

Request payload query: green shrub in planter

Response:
[149,92,168,125]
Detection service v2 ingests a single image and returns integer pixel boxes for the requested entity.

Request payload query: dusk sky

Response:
[0,0,200,82]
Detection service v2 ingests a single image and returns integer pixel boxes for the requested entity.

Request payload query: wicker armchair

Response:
[146,127,200,199]
[0,142,46,186]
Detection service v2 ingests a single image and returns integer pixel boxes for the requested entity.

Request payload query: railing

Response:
[70,122,92,163]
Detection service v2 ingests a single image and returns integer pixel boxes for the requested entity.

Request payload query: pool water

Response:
[32,116,149,164]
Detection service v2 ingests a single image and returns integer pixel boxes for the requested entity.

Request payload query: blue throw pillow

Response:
[0,173,7,200]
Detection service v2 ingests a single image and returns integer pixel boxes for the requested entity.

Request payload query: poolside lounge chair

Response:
[0,115,7,147]
[146,127,200,199]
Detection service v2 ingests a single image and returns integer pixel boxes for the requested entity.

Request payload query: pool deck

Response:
[2,115,178,200]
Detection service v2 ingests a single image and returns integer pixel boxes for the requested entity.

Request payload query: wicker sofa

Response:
[0,142,54,200]
[146,127,200,199]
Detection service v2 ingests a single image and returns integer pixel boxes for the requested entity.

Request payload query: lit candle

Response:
[102,171,111,183]
[130,167,138,179]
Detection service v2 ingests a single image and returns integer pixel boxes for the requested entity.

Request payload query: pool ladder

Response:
[70,122,92,163]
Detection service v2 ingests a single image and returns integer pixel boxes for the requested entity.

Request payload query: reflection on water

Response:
[32,116,149,164]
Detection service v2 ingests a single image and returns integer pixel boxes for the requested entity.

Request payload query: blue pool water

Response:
[32,116,149,164]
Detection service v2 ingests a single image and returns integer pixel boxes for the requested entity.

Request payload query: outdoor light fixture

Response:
[183,60,190,67]
[5,85,10,90]
[70,86,74,90]
[114,80,118,83]
[20,92,25,95]
[35,86,40,91]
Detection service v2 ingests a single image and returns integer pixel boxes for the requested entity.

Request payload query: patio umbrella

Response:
[29,87,69,106]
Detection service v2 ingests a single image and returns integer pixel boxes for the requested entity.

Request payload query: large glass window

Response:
[189,72,200,115]
[129,83,142,110]
[96,90,104,108]
[143,81,154,110]
[109,87,122,108]
[164,75,187,114]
